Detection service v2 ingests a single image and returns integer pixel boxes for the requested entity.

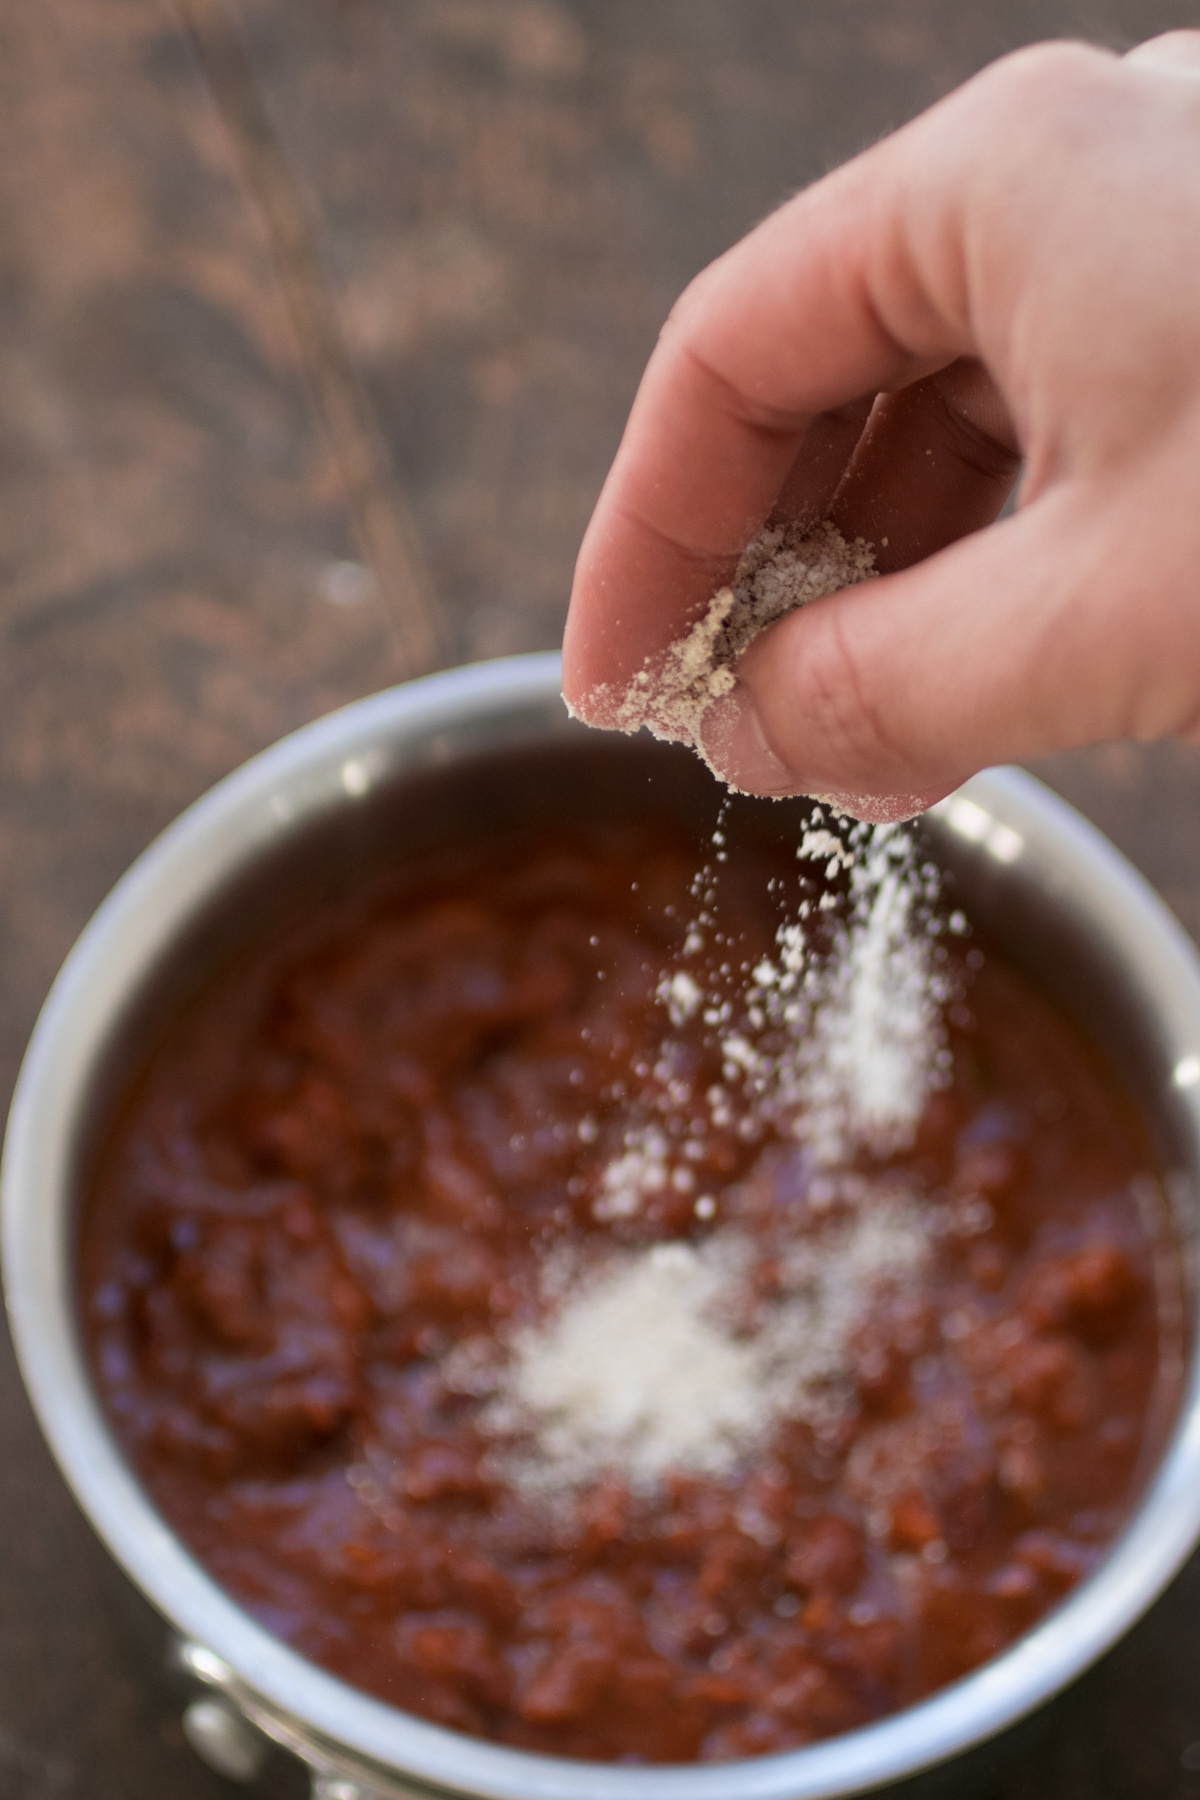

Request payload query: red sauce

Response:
[81,815,1181,1763]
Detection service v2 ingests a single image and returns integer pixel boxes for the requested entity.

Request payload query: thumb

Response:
[703,451,1200,817]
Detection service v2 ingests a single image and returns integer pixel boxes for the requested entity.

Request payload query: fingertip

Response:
[560,677,610,730]
[812,787,953,825]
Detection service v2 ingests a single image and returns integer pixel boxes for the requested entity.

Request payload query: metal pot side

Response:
[5,653,1200,1800]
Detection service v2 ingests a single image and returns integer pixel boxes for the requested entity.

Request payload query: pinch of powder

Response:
[576,519,875,759]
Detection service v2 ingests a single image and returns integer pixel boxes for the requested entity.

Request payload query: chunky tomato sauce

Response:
[81,811,1181,1763]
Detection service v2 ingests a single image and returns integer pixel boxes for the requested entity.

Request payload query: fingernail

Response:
[701,688,801,797]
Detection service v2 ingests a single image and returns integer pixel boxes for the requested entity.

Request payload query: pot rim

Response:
[6,651,1200,1800]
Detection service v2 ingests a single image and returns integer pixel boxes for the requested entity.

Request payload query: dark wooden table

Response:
[2,2,1200,1795]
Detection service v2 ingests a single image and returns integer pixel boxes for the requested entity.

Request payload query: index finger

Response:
[561,73,986,717]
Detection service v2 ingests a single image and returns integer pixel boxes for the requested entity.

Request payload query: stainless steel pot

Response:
[5,651,1200,1800]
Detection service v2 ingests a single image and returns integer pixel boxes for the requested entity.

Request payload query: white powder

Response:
[658,968,703,1026]
[593,1125,672,1220]
[483,1198,930,1498]
[664,815,947,1170]
[492,1241,764,1490]
[577,519,875,767]
[767,822,947,1166]
[806,830,945,1160]
[472,808,949,1501]
[460,810,951,1499]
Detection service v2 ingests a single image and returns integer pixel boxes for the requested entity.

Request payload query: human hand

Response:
[561,33,1200,820]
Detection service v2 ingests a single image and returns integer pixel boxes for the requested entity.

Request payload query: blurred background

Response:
[3,2,1200,1795]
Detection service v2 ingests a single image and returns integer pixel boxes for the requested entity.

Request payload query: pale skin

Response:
[561,32,1200,822]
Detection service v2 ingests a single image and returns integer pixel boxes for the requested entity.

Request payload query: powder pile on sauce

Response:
[476,1199,931,1498]
[573,520,875,771]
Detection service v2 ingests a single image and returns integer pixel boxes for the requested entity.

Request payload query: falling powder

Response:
[465,807,954,1503]
[812,833,947,1158]
[593,1125,672,1220]
[754,820,949,1167]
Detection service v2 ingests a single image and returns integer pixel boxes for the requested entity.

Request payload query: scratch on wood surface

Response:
[173,0,447,677]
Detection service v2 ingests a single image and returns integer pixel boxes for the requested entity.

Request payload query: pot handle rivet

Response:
[182,1697,268,1784]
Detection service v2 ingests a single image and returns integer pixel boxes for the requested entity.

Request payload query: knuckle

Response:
[928,41,1118,181]
[675,339,808,440]
[976,39,1113,111]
